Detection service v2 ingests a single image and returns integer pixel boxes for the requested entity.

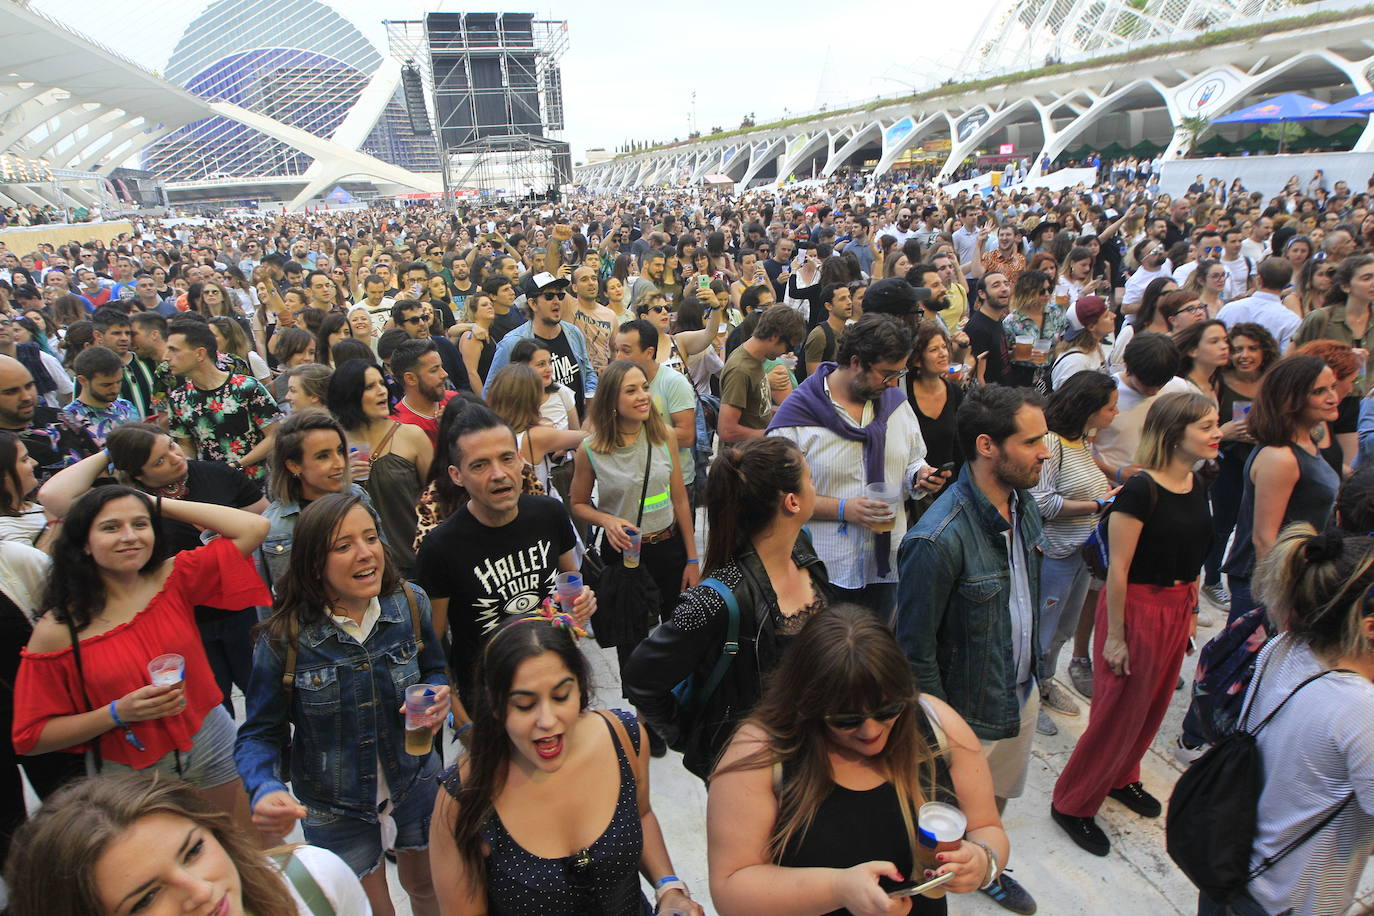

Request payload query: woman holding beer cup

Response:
[11,486,270,830]
[569,360,698,674]
[235,491,449,916]
[708,605,1008,915]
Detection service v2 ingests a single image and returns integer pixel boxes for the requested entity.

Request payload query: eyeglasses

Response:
[646,304,669,314]
[1180,304,1208,316]
[824,700,909,732]
[540,291,563,301]
[1318,268,1337,277]
[877,366,909,384]
[402,315,427,325]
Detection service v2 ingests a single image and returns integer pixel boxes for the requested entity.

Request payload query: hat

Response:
[864,278,930,318]
[1020,215,1041,233]
[530,271,570,293]
[1064,295,1108,340]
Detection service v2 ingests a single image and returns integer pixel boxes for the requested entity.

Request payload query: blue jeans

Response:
[304,762,438,877]
[1227,576,1258,624]
[1197,890,1269,916]
[1038,552,1091,681]
[831,582,898,626]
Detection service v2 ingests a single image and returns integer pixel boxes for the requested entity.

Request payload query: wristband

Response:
[837,497,848,535]
[969,838,1000,889]
[110,701,146,752]
[454,722,473,738]
[685,557,700,565]
[109,699,128,728]
[1115,466,1124,484]
[654,876,689,903]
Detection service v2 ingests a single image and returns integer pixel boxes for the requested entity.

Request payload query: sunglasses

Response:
[540,291,563,301]
[402,315,427,325]
[824,700,908,732]
[646,304,669,314]
[1202,246,1222,255]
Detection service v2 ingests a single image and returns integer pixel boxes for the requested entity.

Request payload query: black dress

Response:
[776,701,957,915]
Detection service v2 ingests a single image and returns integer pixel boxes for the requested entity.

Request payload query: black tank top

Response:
[776,701,955,916]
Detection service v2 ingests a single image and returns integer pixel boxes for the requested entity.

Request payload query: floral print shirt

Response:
[168,373,280,481]
[62,398,139,447]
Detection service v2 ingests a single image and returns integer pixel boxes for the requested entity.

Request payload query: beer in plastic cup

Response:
[555,571,582,613]
[623,528,642,569]
[916,802,967,898]
[1014,334,1034,361]
[779,353,799,372]
[865,482,901,533]
[1032,338,1052,364]
[147,654,185,686]
[404,684,437,756]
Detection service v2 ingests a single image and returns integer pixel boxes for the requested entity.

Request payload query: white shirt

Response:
[1122,262,1171,307]
[1220,254,1253,300]
[1217,290,1301,352]
[0,540,49,614]
[768,379,928,589]
[1093,373,1190,472]
[276,846,372,915]
[35,350,72,408]
[1172,260,1199,287]
[1240,236,1270,265]
[1051,345,1107,390]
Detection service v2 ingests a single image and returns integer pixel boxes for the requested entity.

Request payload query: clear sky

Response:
[33,0,1000,163]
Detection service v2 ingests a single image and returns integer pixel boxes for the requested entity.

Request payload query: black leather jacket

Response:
[623,531,828,780]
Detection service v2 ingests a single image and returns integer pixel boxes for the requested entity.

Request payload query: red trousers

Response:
[1052,582,1194,817]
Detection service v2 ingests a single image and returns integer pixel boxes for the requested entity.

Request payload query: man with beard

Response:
[389,338,456,450]
[1121,239,1172,311]
[392,299,469,392]
[485,272,596,416]
[964,269,1015,386]
[61,346,138,447]
[0,354,98,481]
[896,384,1051,916]
[769,315,946,619]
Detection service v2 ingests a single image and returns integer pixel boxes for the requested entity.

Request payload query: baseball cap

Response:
[1064,295,1108,340]
[530,271,571,294]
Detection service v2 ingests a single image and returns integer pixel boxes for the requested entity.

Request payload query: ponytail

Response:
[1257,523,1374,658]
[702,437,806,574]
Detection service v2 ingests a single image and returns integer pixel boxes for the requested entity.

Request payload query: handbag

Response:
[592,438,661,649]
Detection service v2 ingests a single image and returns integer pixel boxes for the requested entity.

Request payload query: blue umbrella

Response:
[1212,92,1363,152]
[1322,90,1374,117]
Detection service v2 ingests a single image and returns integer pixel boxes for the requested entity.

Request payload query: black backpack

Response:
[1166,662,1354,904]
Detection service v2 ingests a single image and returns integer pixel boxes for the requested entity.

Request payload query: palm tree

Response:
[1179,115,1211,154]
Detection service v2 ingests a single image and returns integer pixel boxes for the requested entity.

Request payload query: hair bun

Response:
[1303,530,1346,563]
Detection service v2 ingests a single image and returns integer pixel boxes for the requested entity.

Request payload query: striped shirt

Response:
[1245,635,1374,916]
[1031,434,1111,558]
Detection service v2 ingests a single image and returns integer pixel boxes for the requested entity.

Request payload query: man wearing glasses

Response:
[1173,229,1223,287]
[768,314,944,619]
[484,272,596,417]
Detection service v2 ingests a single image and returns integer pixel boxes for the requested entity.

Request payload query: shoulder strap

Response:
[634,435,652,528]
[374,420,402,459]
[275,851,336,916]
[596,709,648,816]
[281,614,300,694]
[66,616,102,773]
[402,581,425,654]
[696,578,741,703]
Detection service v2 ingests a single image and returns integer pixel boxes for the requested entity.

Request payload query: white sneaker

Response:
[1196,606,1219,629]
[1173,737,1207,765]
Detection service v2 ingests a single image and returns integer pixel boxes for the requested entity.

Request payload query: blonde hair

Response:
[1134,391,1215,470]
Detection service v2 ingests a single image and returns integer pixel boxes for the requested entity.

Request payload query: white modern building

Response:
[0,0,439,212]
[577,0,1374,191]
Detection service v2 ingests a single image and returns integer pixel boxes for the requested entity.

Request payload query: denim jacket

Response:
[257,484,374,590]
[484,319,598,398]
[234,585,447,820]
[895,468,1045,741]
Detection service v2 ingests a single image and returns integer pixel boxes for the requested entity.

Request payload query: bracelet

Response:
[654,877,689,903]
[837,497,848,535]
[454,722,473,738]
[109,699,127,728]
[685,557,700,565]
[110,701,147,751]
[1115,466,1124,484]
[968,839,1000,889]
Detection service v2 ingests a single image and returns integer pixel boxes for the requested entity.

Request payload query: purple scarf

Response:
[768,362,906,575]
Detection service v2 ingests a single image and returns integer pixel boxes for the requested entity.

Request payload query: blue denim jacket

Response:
[895,468,1045,741]
[257,484,375,590]
[234,585,447,820]
[484,319,598,398]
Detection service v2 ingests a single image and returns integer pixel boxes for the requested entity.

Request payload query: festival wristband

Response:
[837,497,848,535]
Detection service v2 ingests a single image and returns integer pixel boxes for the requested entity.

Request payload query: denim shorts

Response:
[303,767,438,877]
[88,705,240,789]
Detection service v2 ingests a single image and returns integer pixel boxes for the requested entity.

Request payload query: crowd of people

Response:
[0,161,1373,916]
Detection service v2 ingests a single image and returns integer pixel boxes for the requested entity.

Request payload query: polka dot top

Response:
[441,708,652,916]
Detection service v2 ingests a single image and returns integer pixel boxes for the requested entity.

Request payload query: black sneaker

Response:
[980,871,1037,914]
[1051,804,1110,856]
[1108,781,1162,818]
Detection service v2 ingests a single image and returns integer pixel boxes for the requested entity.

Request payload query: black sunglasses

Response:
[823,700,909,732]
[402,315,427,325]
[540,291,563,301]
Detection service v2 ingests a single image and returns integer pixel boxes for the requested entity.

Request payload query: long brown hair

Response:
[715,606,942,861]
[586,359,669,453]
[703,437,806,574]
[5,772,297,916]
[485,363,545,435]
[1247,354,1328,447]
[263,491,399,642]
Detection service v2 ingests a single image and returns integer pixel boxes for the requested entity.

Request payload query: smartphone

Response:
[939,462,955,473]
[886,871,956,899]
[697,276,711,291]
